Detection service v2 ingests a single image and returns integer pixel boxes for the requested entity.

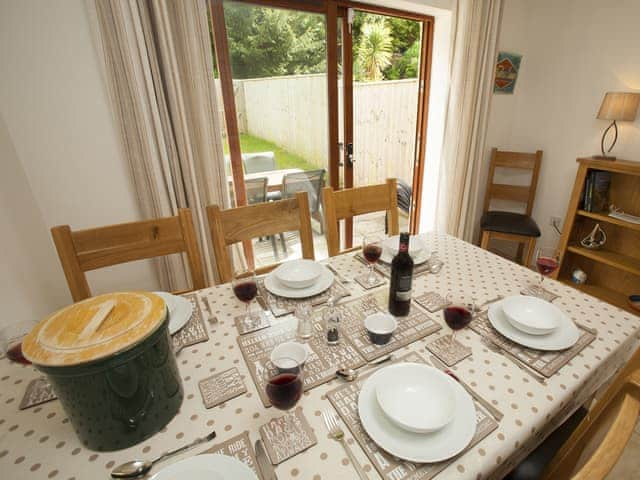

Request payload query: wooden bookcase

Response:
[554,158,640,314]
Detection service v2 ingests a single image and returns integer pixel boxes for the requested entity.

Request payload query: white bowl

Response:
[382,235,425,257]
[274,259,322,289]
[501,295,560,336]
[375,363,456,434]
[364,312,397,345]
[270,341,309,371]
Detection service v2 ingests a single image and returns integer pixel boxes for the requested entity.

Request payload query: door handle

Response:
[346,143,354,167]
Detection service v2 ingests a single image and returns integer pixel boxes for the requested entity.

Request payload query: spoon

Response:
[336,354,393,382]
[110,430,217,478]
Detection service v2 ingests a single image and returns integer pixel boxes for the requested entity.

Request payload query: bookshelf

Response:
[554,158,640,314]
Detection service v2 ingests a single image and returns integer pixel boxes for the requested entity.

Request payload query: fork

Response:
[322,410,368,480]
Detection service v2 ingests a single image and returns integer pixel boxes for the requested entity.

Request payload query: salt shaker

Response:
[323,297,341,345]
[296,301,313,339]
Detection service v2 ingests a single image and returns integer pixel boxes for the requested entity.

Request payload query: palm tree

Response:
[356,21,392,81]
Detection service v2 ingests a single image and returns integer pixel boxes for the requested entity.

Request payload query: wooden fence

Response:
[217,74,419,186]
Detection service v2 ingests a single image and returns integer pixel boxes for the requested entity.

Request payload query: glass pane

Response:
[351,12,421,242]
[218,1,329,266]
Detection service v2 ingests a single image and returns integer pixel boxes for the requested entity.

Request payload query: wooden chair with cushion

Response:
[207,192,315,283]
[480,148,543,266]
[506,345,640,480]
[322,178,399,257]
[51,208,206,302]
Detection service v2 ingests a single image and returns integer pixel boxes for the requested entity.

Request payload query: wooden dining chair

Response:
[206,192,315,283]
[51,209,206,302]
[480,148,543,266]
[507,345,640,480]
[322,178,399,257]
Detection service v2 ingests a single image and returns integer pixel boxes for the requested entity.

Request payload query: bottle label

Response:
[399,243,409,253]
[396,289,412,301]
[395,274,412,301]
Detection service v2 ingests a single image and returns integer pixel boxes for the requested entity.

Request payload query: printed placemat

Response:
[257,278,350,317]
[469,312,597,378]
[354,272,385,290]
[355,252,433,278]
[326,352,499,480]
[426,335,473,366]
[237,318,366,407]
[173,293,209,353]
[201,431,261,478]
[335,290,442,361]
[19,377,57,410]
[415,291,451,312]
[234,310,271,335]
[198,367,247,409]
[520,285,560,303]
[259,407,317,465]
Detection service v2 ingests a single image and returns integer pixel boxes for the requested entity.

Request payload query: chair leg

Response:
[480,230,491,250]
[279,233,287,254]
[524,237,537,268]
[516,243,525,264]
[270,235,279,260]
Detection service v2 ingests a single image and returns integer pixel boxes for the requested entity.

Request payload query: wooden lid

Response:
[23,292,166,367]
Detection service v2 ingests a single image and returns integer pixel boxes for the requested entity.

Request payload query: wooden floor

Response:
[606,419,640,479]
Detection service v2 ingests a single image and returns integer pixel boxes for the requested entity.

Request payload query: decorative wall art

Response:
[494,51,522,94]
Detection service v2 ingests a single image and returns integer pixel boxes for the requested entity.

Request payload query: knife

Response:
[255,439,277,480]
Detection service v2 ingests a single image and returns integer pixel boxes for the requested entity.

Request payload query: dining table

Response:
[1,232,639,480]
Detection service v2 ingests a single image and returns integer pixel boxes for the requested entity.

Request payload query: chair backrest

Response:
[245,177,267,205]
[283,169,326,213]
[51,208,206,302]
[322,178,399,257]
[483,148,543,216]
[242,152,276,174]
[207,192,315,283]
[542,346,640,480]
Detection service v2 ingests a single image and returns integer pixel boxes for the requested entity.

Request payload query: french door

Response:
[208,0,433,266]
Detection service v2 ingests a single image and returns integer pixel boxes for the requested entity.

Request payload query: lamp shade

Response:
[597,92,640,121]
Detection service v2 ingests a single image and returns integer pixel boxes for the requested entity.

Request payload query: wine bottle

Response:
[388,232,414,316]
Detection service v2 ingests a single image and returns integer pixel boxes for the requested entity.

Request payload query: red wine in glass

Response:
[536,257,558,276]
[6,342,31,365]
[266,372,303,410]
[233,281,257,303]
[363,244,382,263]
[443,306,472,331]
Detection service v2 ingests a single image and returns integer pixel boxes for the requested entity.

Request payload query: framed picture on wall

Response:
[494,51,522,94]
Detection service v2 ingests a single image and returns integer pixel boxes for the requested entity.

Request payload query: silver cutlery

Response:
[575,321,598,336]
[322,410,368,480]
[429,355,504,421]
[482,338,547,385]
[336,354,393,382]
[326,263,351,284]
[255,439,277,480]
[110,430,217,478]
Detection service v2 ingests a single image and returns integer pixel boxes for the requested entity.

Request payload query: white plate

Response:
[150,454,257,480]
[380,248,432,265]
[264,265,334,299]
[358,363,476,463]
[382,235,426,256]
[154,291,193,335]
[375,364,455,433]
[273,259,323,289]
[488,301,579,350]
[501,295,560,335]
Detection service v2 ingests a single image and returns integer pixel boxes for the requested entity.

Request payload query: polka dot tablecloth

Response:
[1,233,639,480]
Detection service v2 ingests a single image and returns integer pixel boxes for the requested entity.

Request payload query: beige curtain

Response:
[435,0,503,241]
[92,0,228,289]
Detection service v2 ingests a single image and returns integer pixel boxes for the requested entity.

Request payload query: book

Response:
[591,170,612,213]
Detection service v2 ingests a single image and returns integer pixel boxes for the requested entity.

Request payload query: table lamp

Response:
[595,92,640,160]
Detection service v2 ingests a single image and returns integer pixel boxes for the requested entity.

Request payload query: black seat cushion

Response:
[505,406,588,480]
[481,211,541,237]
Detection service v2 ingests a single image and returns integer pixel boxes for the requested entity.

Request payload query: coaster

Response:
[259,406,317,465]
[415,291,451,312]
[521,285,560,303]
[234,310,270,335]
[426,335,472,367]
[354,272,385,290]
[173,295,209,353]
[19,377,57,410]
[202,431,260,478]
[198,367,247,409]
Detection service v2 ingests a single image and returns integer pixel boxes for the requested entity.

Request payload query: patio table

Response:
[1,232,639,479]
[228,168,304,193]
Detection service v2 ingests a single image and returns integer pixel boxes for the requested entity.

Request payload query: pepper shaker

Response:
[323,297,341,345]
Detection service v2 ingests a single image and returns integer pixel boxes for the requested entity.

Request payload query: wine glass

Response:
[1,321,34,365]
[232,271,258,329]
[362,234,383,286]
[534,247,559,295]
[443,294,475,344]
[265,355,304,414]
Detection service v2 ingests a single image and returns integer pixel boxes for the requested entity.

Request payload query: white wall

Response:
[0,0,159,327]
[482,0,640,259]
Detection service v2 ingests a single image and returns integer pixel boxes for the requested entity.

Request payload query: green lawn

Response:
[224,133,317,171]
